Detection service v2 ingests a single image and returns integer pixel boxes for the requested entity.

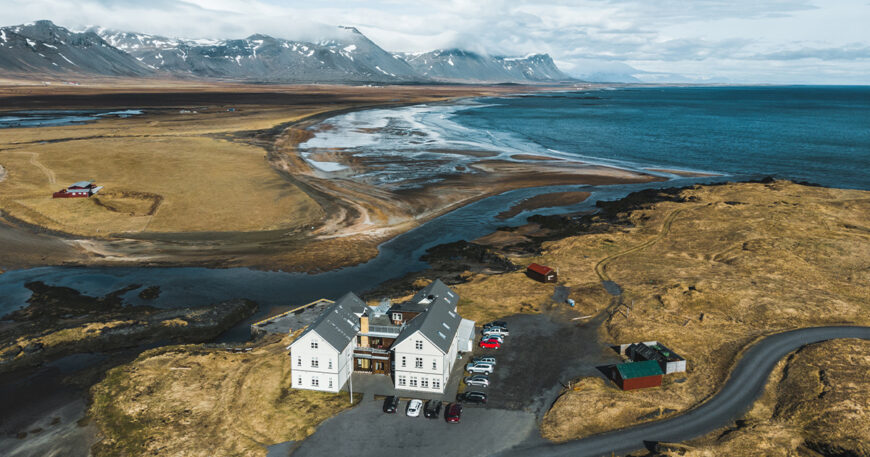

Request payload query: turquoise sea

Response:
[453,86,870,190]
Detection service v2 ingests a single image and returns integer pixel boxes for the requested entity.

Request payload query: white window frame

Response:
[297,356,302,367]
[328,378,333,389]
[433,378,440,390]
[311,340,318,349]
[392,312,403,322]
[398,375,407,386]
[401,356,406,367]
[298,376,303,385]
[421,378,429,389]
[312,376,319,387]
[410,376,418,388]
[415,340,423,350]
[415,357,423,369]
[432,360,437,371]
[328,359,333,370]
[311,357,319,368]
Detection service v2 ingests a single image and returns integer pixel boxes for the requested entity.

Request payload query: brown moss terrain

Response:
[89,333,360,457]
[521,180,870,441]
[655,339,870,457]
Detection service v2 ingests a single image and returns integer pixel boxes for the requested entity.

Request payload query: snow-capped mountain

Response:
[0,20,151,76]
[91,25,420,83]
[0,20,572,84]
[401,49,569,82]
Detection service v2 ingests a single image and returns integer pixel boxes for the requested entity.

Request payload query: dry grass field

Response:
[90,333,359,457]
[0,107,331,236]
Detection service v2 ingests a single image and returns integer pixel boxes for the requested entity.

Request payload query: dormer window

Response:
[392,312,403,322]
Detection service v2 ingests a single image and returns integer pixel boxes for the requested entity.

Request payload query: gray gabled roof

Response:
[392,279,459,313]
[392,280,462,354]
[297,292,366,352]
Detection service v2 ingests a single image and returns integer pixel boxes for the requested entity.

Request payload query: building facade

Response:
[289,279,474,394]
[289,293,366,393]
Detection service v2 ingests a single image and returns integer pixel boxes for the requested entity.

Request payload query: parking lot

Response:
[282,306,620,457]
[471,307,621,417]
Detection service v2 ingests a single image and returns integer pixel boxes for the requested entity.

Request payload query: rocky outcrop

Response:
[1,284,257,373]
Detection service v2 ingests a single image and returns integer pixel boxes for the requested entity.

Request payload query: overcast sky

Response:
[2,0,868,83]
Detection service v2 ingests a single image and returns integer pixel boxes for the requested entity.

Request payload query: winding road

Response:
[501,325,870,457]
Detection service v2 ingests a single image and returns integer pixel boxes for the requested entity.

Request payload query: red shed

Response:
[612,360,663,391]
[526,263,557,283]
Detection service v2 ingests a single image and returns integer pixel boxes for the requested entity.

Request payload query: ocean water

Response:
[454,86,870,190]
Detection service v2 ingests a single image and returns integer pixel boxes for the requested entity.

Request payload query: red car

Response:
[445,402,462,423]
[479,338,501,349]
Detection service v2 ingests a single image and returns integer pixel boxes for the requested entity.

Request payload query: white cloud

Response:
[0,0,868,83]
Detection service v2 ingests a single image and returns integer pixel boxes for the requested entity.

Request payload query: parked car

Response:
[424,400,442,419]
[483,321,508,330]
[464,375,490,387]
[466,362,494,374]
[445,402,462,423]
[406,399,423,417]
[481,334,505,344]
[457,391,487,404]
[483,327,509,337]
[479,339,501,349]
[383,395,399,413]
[472,356,497,366]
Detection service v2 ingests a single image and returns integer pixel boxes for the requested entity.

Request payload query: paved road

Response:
[499,326,870,457]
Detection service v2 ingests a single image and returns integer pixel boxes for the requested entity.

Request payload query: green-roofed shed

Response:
[612,360,663,390]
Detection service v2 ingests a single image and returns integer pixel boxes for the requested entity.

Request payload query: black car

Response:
[383,395,399,413]
[483,321,508,330]
[456,391,487,404]
[424,400,442,419]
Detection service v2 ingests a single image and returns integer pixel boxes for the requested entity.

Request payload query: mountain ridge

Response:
[0,20,574,84]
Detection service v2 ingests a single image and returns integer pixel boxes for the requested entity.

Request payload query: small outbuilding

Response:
[612,360,663,391]
[526,263,557,283]
[53,180,103,198]
[626,342,686,374]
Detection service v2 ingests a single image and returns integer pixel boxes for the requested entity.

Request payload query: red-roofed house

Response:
[526,263,557,283]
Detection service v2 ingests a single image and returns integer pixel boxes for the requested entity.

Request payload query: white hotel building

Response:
[289,280,474,394]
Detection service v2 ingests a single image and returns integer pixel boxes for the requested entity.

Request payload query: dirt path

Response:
[594,208,687,282]
[27,152,56,185]
[0,164,6,183]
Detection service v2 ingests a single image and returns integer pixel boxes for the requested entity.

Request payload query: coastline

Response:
[0,84,664,274]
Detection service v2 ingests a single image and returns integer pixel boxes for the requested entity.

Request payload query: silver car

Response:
[483,327,509,337]
[466,362,494,374]
[464,375,490,387]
